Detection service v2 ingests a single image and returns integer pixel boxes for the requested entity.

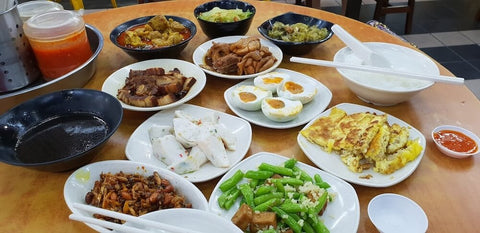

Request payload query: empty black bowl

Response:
[0,89,123,172]
[194,0,255,38]
[110,15,197,60]
[258,12,334,55]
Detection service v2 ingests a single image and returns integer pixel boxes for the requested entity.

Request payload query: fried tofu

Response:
[251,212,277,232]
[231,203,253,231]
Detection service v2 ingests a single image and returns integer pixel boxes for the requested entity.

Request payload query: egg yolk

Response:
[266,98,285,109]
[285,81,304,94]
[239,92,257,102]
[263,77,283,84]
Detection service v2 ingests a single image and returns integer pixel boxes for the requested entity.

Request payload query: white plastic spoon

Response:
[331,24,391,68]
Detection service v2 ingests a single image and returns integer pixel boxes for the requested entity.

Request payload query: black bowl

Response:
[0,89,123,172]
[258,12,334,55]
[194,0,255,38]
[110,15,197,60]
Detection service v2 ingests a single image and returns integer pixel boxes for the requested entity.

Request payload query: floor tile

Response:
[402,34,443,48]
[461,30,480,44]
[441,61,480,80]
[465,79,480,100]
[448,44,480,60]
[420,47,463,63]
[432,32,475,46]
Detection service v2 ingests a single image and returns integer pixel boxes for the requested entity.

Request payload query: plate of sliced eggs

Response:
[224,68,332,129]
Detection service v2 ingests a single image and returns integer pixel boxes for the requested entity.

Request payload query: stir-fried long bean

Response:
[217,158,332,233]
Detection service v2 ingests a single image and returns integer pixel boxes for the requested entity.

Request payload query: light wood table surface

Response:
[1,1,479,232]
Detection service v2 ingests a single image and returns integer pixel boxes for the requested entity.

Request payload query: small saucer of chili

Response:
[432,125,480,159]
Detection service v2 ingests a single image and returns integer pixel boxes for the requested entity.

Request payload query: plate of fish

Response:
[224,68,332,129]
[101,59,206,112]
[125,104,252,183]
[297,103,426,187]
[192,35,282,79]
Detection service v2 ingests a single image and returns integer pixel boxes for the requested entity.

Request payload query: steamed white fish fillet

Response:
[172,117,200,148]
[167,146,208,174]
[174,110,219,124]
[151,134,188,166]
[198,121,236,151]
[196,134,230,168]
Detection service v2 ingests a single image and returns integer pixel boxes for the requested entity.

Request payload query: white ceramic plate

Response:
[192,35,283,79]
[101,59,207,112]
[63,160,208,232]
[119,208,242,233]
[297,103,426,187]
[224,68,332,129]
[208,152,360,233]
[125,104,252,183]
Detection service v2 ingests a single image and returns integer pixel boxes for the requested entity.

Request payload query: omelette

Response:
[301,107,422,174]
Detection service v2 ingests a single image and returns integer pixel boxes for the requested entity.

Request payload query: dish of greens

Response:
[268,22,329,42]
[198,7,253,23]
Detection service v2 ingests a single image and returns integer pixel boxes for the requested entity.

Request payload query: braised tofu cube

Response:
[251,211,277,232]
[231,203,253,231]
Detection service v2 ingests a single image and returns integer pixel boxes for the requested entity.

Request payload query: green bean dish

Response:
[268,22,329,43]
[217,158,332,233]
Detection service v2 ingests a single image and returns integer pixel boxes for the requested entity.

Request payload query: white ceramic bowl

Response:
[333,42,438,106]
[431,125,480,159]
[368,193,428,233]
[64,160,208,232]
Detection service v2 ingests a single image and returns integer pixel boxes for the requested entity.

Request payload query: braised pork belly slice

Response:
[117,67,196,107]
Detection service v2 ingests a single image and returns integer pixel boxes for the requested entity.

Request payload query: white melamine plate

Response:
[224,68,332,129]
[125,104,252,183]
[192,35,283,79]
[297,103,426,187]
[208,152,360,233]
[64,160,208,232]
[102,59,206,112]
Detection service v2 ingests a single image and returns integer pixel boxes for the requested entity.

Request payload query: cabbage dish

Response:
[268,21,329,42]
[198,7,253,23]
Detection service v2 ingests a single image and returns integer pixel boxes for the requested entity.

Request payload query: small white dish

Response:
[101,59,206,112]
[125,104,252,183]
[118,208,242,233]
[64,160,208,232]
[224,68,332,129]
[192,35,283,79]
[297,103,426,187]
[368,193,428,233]
[208,152,360,233]
[431,125,480,159]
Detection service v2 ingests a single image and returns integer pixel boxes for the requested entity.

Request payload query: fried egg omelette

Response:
[301,107,422,174]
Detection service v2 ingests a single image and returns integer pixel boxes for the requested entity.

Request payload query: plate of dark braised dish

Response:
[101,59,206,112]
[63,160,208,232]
[192,35,282,79]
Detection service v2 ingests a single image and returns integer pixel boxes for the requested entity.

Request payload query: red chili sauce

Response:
[116,24,191,49]
[433,130,478,153]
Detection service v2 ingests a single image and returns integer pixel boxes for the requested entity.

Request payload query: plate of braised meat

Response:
[192,36,282,79]
[102,59,206,111]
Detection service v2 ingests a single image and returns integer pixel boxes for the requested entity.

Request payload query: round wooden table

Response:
[1,1,479,232]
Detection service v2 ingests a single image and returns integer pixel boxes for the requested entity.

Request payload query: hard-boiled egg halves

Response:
[231,85,272,111]
[261,97,303,122]
[254,72,290,94]
[277,79,317,104]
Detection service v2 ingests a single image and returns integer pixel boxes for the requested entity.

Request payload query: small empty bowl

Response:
[368,193,428,233]
[258,12,334,55]
[110,15,196,60]
[194,0,255,38]
[432,125,480,159]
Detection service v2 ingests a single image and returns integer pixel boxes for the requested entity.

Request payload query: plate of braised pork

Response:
[102,59,206,111]
[192,35,282,79]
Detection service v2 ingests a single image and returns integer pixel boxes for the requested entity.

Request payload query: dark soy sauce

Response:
[15,114,108,163]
